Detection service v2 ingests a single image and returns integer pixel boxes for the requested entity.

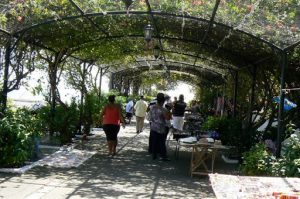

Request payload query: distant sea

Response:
[10,99,45,109]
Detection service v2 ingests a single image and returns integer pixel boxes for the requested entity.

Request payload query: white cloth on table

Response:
[180,136,197,143]
[172,116,184,131]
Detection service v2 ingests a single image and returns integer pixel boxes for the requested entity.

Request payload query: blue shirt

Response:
[125,100,134,113]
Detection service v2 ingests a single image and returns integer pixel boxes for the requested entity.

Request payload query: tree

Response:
[66,59,93,134]
[0,40,36,113]
[38,48,70,135]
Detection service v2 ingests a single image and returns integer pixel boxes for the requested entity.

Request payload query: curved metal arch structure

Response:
[0,1,295,98]
[112,61,225,85]
[13,11,284,51]
[13,11,281,63]
[65,34,238,62]
[0,28,11,36]
[0,3,287,91]
[134,70,202,87]
[5,7,283,60]
[0,0,298,157]
[110,59,224,77]
[114,67,217,88]
[58,34,244,70]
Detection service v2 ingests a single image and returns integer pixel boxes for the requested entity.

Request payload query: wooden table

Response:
[176,141,229,176]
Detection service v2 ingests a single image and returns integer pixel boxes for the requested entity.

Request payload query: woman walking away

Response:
[100,95,125,156]
[149,93,170,161]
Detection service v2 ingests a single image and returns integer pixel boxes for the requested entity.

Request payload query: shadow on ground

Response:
[0,123,239,199]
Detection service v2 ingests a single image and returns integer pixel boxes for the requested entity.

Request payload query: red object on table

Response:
[273,192,299,199]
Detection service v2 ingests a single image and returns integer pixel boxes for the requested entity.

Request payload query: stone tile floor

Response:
[0,121,239,199]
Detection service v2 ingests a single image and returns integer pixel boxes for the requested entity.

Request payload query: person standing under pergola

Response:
[172,94,187,133]
[134,95,148,134]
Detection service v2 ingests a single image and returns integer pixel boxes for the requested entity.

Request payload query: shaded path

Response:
[0,121,237,198]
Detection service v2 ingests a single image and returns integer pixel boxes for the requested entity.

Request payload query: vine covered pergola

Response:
[1,0,300,156]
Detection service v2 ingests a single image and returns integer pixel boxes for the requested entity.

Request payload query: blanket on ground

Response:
[209,174,300,199]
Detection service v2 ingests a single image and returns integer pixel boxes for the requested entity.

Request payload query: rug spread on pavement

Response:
[0,145,96,173]
[37,147,96,168]
[209,174,300,199]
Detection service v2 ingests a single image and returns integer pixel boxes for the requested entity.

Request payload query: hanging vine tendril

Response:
[122,0,135,15]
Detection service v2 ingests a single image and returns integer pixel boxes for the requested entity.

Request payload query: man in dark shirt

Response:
[172,94,187,132]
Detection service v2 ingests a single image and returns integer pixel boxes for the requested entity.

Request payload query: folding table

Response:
[175,141,229,176]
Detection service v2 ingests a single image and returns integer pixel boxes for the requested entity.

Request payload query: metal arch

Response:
[200,0,221,43]
[67,0,110,36]
[0,28,11,36]
[10,21,276,82]
[155,12,283,51]
[153,36,251,68]
[12,11,285,51]
[284,40,300,52]
[95,63,121,72]
[113,61,224,82]
[109,58,225,77]
[144,0,168,69]
[116,70,200,87]
[13,11,205,36]
[68,34,239,69]
[91,59,225,77]
[114,67,218,86]
[150,70,198,78]
[194,0,221,66]
[116,68,198,79]
[21,36,107,66]
[13,32,254,76]
[138,71,200,84]
[71,52,230,81]
[165,60,225,76]
[169,64,224,82]
[161,50,236,70]
[0,27,101,65]
[138,59,223,77]
[104,63,128,73]
[167,66,223,83]
[66,34,248,70]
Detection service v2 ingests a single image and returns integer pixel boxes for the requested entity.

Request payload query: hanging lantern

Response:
[153,45,161,59]
[144,24,153,43]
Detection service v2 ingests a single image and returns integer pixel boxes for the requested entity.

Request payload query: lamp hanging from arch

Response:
[144,24,153,43]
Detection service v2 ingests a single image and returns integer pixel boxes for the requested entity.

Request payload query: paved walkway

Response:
[0,121,238,199]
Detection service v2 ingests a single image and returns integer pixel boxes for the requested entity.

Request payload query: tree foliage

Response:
[0,0,299,133]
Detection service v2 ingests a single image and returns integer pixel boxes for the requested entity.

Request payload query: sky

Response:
[8,71,195,106]
[8,74,110,104]
[165,83,195,103]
